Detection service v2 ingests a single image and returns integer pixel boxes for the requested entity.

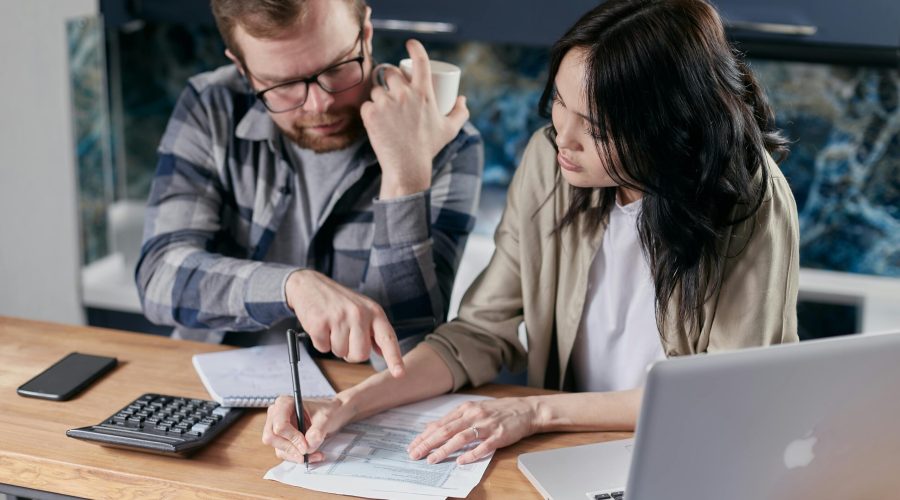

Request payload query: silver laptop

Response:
[518,331,900,500]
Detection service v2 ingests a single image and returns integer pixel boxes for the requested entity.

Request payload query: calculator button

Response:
[212,407,231,417]
[190,423,211,435]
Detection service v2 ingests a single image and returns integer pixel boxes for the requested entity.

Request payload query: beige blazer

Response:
[424,128,800,391]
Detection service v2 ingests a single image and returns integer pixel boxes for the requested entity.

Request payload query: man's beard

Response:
[279,109,365,153]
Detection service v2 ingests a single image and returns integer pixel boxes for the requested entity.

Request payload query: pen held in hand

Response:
[286,329,309,470]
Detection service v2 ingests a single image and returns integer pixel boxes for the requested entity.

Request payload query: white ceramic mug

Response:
[399,58,461,115]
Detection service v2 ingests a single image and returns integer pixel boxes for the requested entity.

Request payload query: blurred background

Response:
[1,0,898,341]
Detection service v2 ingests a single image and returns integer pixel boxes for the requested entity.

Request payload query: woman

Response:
[263,0,799,466]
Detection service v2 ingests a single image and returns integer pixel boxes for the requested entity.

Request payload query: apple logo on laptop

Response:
[783,432,817,469]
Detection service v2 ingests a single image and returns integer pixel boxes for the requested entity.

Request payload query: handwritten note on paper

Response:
[265,393,495,500]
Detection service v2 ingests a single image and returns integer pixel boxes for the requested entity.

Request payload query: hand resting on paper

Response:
[407,397,540,465]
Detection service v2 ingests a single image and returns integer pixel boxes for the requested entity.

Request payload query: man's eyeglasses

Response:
[251,30,366,113]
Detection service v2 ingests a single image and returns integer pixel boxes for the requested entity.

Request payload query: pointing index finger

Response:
[372,314,405,377]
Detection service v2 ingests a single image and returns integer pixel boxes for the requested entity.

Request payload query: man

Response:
[135,0,483,377]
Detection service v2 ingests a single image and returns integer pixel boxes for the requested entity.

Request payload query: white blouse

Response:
[571,198,666,393]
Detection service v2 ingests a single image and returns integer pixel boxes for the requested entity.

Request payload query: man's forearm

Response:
[137,241,297,330]
[362,189,446,323]
[338,343,455,422]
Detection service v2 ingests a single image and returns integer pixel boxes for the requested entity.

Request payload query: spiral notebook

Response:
[192,344,336,407]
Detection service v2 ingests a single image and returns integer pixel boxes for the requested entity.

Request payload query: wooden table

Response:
[0,317,631,499]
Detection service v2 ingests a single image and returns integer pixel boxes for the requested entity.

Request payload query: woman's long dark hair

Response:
[540,0,788,340]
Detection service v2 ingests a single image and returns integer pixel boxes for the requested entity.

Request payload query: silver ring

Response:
[471,426,480,440]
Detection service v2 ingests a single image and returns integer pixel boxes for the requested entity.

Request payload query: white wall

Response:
[0,0,98,324]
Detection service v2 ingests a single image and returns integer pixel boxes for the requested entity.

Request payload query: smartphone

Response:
[17,352,118,401]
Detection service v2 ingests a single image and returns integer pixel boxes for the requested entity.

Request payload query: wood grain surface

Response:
[0,316,631,499]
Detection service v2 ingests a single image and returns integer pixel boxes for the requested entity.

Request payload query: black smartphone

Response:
[17,352,118,401]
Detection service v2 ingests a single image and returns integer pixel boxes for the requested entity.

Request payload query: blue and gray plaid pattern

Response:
[136,65,483,341]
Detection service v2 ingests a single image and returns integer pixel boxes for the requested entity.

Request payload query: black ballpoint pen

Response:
[286,329,309,470]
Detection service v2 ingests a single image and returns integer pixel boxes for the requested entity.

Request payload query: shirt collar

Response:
[235,100,280,142]
[615,193,643,217]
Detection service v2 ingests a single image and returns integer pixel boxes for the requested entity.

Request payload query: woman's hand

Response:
[261,395,357,463]
[406,397,541,465]
[262,344,457,464]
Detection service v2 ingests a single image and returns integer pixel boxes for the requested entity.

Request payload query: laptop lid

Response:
[627,331,900,500]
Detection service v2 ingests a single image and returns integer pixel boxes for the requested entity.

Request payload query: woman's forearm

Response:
[339,345,641,435]
[340,343,455,422]
[531,388,643,433]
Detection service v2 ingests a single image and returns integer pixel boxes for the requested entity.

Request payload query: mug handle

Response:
[372,63,395,91]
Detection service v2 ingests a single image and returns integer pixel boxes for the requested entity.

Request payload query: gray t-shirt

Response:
[266,139,365,267]
[254,138,366,345]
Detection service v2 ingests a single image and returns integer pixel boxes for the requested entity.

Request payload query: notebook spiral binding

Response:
[222,395,277,407]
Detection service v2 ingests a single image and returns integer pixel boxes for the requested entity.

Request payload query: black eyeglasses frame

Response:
[248,29,367,114]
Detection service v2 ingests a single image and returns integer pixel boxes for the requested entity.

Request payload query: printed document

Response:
[265,393,495,499]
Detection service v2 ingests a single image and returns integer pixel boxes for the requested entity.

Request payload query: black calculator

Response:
[66,393,243,457]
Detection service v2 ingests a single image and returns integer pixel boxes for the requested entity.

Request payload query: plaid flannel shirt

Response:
[136,65,483,343]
